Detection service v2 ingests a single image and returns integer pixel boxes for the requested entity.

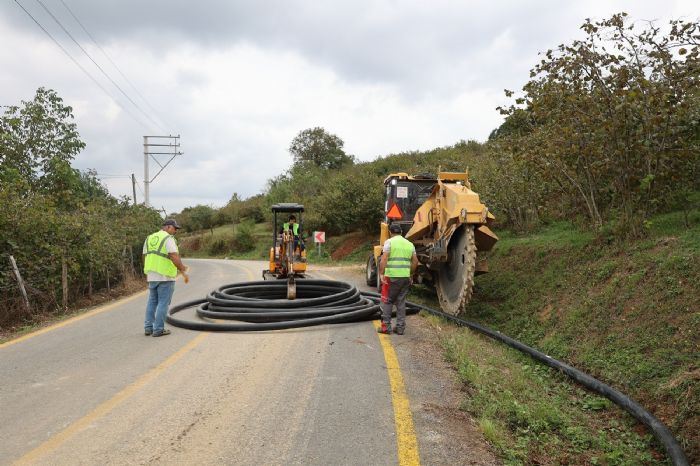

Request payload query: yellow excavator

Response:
[263,203,307,299]
[366,171,498,315]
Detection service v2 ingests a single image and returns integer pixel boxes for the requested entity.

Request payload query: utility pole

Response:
[143,135,182,207]
[131,173,137,205]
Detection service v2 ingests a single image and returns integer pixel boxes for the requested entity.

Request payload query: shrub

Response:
[233,221,256,252]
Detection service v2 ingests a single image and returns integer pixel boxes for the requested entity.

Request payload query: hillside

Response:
[446,213,699,463]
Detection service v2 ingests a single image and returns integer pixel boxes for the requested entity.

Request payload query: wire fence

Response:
[0,252,143,328]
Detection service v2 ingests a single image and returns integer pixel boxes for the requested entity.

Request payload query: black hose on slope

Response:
[402,298,689,466]
[167,280,688,466]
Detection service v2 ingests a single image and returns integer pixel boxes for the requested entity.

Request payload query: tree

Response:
[0,87,86,194]
[181,205,216,234]
[496,13,700,235]
[289,127,355,170]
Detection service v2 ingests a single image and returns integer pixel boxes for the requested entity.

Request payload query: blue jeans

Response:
[144,281,175,333]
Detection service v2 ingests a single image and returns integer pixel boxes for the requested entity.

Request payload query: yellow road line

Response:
[311,268,421,464]
[373,320,422,465]
[13,332,209,465]
[230,260,255,281]
[0,289,147,349]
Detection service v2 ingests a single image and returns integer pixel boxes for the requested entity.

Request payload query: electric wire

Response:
[12,0,152,131]
[33,0,165,133]
[57,0,171,131]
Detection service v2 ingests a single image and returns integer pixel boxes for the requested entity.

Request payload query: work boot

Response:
[377,322,392,334]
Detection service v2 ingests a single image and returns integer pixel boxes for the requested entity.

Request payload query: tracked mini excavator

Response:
[366,171,498,315]
[263,203,307,299]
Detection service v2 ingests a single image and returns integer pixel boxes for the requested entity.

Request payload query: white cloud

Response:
[1,1,698,213]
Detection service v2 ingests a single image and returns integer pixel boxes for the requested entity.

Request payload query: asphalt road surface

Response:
[1,258,474,466]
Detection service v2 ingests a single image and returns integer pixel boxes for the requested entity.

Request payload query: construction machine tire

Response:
[366,254,377,286]
[435,225,476,315]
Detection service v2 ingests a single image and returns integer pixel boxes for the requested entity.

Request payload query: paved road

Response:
[0,259,410,465]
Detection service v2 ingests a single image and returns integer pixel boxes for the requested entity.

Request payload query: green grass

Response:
[437,205,700,464]
[438,324,663,465]
[178,222,270,259]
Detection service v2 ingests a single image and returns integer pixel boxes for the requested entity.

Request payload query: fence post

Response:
[61,255,68,311]
[8,255,31,312]
[88,263,93,300]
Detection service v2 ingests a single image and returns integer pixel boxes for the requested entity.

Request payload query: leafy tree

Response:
[0,88,163,325]
[0,87,86,195]
[496,13,700,235]
[289,127,355,170]
[179,205,216,234]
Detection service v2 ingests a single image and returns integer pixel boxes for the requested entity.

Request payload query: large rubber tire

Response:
[435,225,476,315]
[366,253,377,286]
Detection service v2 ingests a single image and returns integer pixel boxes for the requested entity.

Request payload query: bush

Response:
[233,221,256,252]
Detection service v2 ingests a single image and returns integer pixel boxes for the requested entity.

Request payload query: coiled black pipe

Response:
[167,280,687,465]
[167,279,380,331]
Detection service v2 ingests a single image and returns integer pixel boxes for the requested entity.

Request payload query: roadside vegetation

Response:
[429,206,700,464]
[0,88,162,331]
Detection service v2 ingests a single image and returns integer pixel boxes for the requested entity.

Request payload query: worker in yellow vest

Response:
[142,219,189,337]
[281,214,304,253]
[377,223,418,335]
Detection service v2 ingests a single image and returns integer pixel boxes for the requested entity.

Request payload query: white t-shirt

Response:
[143,235,178,281]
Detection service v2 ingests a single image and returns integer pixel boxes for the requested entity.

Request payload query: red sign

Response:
[387,202,403,220]
[314,231,326,243]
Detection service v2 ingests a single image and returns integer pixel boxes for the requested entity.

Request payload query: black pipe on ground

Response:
[402,298,689,466]
[167,279,380,331]
[167,280,688,466]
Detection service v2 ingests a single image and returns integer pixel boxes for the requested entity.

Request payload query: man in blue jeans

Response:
[143,219,189,337]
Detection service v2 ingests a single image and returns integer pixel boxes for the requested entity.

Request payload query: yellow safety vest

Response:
[385,236,414,278]
[283,222,299,235]
[143,230,177,278]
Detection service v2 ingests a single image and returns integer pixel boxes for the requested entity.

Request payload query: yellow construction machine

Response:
[263,203,307,299]
[366,171,498,314]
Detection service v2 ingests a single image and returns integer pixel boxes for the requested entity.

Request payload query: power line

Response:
[33,0,166,133]
[12,0,152,131]
[58,0,171,131]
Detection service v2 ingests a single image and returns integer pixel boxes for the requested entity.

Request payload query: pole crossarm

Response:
[143,134,182,207]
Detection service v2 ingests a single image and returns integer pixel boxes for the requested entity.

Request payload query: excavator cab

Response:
[383,174,437,235]
[263,203,307,299]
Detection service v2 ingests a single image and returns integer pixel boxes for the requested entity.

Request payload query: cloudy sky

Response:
[1,1,698,214]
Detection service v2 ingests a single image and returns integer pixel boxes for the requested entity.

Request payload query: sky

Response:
[1,1,698,214]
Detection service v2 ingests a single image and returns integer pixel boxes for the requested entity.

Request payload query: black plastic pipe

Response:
[401,298,689,466]
[167,280,688,465]
[167,279,380,331]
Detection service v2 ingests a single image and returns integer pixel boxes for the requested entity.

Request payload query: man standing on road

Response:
[143,219,189,337]
[377,223,418,335]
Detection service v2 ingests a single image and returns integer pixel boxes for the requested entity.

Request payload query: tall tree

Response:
[289,127,354,170]
[0,87,86,193]
[496,13,700,235]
